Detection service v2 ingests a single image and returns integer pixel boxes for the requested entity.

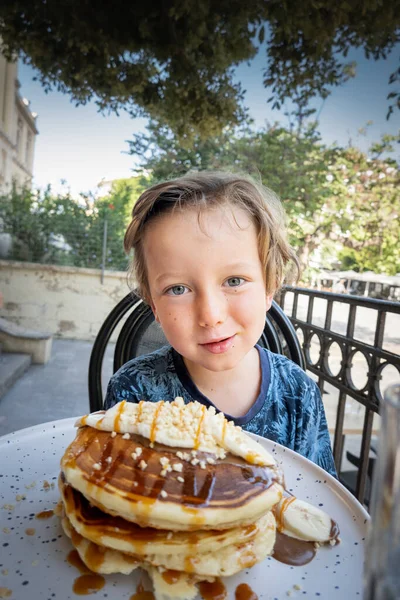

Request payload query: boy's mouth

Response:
[200,335,236,354]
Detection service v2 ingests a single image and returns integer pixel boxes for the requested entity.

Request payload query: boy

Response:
[104,172,336,477]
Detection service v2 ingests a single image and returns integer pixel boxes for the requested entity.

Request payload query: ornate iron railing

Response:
[278,286,400,505]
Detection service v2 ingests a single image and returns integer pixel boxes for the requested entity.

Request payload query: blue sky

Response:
[18,45,400,196]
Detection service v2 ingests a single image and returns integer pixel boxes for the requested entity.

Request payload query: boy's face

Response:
[143,205,272,375]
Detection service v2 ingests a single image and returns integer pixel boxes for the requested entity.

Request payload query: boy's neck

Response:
[183,347,262,419]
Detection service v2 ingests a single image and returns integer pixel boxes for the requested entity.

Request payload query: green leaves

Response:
[128,117,400,278]
[0,177,148,270]
[0,1,398,140]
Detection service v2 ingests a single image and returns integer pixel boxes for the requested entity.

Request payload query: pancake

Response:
[61,425,283,530]
[59,475,268,557]
[61,508,276,578]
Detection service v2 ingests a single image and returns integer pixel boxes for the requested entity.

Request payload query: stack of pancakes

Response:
[59,398,285,599]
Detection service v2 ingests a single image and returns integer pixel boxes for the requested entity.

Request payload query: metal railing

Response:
[278,286,400,505]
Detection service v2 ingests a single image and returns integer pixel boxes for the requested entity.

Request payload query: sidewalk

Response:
[0,339,114,436]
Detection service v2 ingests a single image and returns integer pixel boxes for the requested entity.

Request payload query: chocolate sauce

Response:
[272,531,316,566]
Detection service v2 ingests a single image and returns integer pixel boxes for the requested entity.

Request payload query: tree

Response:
[128,119,400,276]
[0,176,148,269]
[1,1,399,139]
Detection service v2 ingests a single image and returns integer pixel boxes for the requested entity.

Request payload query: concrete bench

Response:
[0,317,52,364]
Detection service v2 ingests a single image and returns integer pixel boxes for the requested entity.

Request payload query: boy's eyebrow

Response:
[154,262,259,284]
[154,272,185,284]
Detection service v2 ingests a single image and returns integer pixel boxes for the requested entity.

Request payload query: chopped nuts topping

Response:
[139,460,147,470]
[93,463,101,471]
[77,397,276,468]
[206,457,216,464]
[135,447,142,456]
[105,456,112,464]
[199,460,206,469]
[177,476,185,483]
[190,458,199,466]
[160,490,168,498]
[172,463,183,472]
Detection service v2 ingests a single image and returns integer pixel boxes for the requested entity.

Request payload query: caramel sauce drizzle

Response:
[113,400,126,432]
[72,573,105,595]
[35,509,54,520]
[137,400,145,422]
[221,419,227,444]
[67,549,88,574]
[198,578,227,600]
[67,537,106,595]
[194,405,207,449]
[150,401,164,443]
[184,555,196,573]
[276,495,296,532]
[130,581,155,600]
[161,569,181,584]
[235,583,258,600]
[62,429,279,519]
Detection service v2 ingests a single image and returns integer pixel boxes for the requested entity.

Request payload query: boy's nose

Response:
[197,291,227,328]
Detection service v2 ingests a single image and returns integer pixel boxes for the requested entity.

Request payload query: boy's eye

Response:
[225,277,244,287]
[166,285,188,296]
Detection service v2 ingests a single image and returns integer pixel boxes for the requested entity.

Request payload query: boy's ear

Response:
[265,293,273,312]
[149,300,160,323]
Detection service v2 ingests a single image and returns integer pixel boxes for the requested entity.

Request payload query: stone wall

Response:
[0,260,133,340]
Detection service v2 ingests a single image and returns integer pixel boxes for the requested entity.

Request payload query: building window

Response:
[25,131,32,164]
[16,117,23,152]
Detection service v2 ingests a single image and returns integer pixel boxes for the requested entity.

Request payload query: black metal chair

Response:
[88,291,305,412]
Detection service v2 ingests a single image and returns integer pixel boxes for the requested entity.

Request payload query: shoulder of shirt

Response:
[258,346,316,390]
[111,344,174,380]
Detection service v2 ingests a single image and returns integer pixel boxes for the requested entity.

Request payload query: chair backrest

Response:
[88,291,305,411]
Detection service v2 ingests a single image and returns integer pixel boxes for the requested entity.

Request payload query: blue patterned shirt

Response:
[104,345,337,478]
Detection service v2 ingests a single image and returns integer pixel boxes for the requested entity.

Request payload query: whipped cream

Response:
[75,398,276,467]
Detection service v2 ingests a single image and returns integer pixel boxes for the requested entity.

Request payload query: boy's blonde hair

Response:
[124,171,300,303]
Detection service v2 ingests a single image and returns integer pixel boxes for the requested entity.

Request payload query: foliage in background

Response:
[0,1,399,139]
[0,176,147,270]
[129,118,400,277]
[1,125,398,278]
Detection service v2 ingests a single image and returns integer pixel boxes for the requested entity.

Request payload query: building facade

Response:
[0,53,38,192]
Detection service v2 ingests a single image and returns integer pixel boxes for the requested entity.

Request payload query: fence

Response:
[278,286,400,504]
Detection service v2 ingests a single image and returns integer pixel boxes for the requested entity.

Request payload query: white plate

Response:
[0,418,369,599]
